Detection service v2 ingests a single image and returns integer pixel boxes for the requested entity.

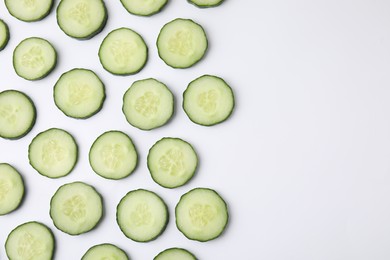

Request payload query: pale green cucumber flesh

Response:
[154,247,197,260]
[5,0,53,22]
[188,0,224,8]
[82,243,129,260]
[120,0,168,16]
[0,163,25,215]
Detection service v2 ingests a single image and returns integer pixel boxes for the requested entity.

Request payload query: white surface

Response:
[1,0,390,259]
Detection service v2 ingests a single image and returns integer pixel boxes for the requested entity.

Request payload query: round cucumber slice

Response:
[0,163,25,215]
[54,68,106,119]
[154,247,197,260]
[0,19,10,51]
[50,181,103,235]
[188,0,224,8]
[56,0,107,39]
[116,189,168,242]
[82,243,129,260]
[13,37,57,80]
[175,187,229,242]
[0,90,36,140]
[5,221,55,260]
[28,128,78,178]
[89,130,138,180]
[99,27,148,75]
[183,74,234,126]
[5,0,53,22]
[120,0,168,16]
[147,137,198,188]
[157,18,208,68]
[122,78,174,130]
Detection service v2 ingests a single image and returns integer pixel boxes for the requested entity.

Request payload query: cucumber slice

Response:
[157,18,208,68]
[188,0,224,8]
[56,0,107,39]
[13,37,57,80]
[82,243,129,260]
[50,181,103,235]
[154,247,197,260]
[5,0,53,22]
[120,0,168,16]
[122,78,174,130]
[28,128,78,178]
[54,68,106,119]
[0,163,25,215]
[183,75,234,126]
[0,90,36,140]
[89,130,138,180]
[0,19,10,51]
[99,27,148,75]
[147,137,198,188]
[175,187,228,242]
[116,189,168,242]
[5,221,55,260]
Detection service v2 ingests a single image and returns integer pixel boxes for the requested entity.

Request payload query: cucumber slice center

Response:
[110,40,137,68]
[68,2,91,26]
[67,81,93,105]
[21,46,45,70]
[0,179,11,200]
[0,104,19,125]
[42,140,67,167]
[168,30,194,56]
[130,203,153,227]
[62,195,87,222]
[134,91,160,117]
[197,89,218,114]
[17,232,45,258]
[158,148,185,177]
[189,203,216,228]
[100,144,126,170]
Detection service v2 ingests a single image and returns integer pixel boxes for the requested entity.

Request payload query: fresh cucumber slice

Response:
[89,130,138,180]
[99,27,148,75]
[116,189,168,242]
[0,90,36,140]
[28,128,78,178]
[157,18,208,68]
[82,243,129,260]
[0,19,10,51]
[188,0,224,8]
[120,0,168,16]
[50,181,103,235]
[5,0,53,22]
[154,247,197,260]
[0,163,25,215]
[183,75,234,126]
[54,68,106,119]
[147,137,198,188]
[122,78,174,130]
[5,221,55,260]
[175,187,228,242]
[56,0,107,39]
[13,37,57,80]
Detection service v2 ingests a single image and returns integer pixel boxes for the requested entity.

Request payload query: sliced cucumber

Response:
[183,75,234,126]
[116,189,168,242]
[56,0,107,39]
[54,68,106,119]
[5,0,53,22]
[154,247,197,260]
[157,18,208,68]
[0,90,36,140]
[188,0,224,8]
[99,27,148,75]
[89,130,138,180]
[175,187,228,242]
[82,243,129,260]
[122,78,174,130]
[0,163,25,215]
[0,19,10,51]
[120,0,168,16]
[147,137,198,188]
[28,128,78,178]
[50,181,103,235]
[13,37,57,80]
[5,221,55,260]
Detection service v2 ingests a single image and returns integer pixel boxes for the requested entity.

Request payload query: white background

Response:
[1,0,390,259]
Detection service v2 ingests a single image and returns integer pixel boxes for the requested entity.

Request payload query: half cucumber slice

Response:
[0,19,10,51]
[28,128,78,178]
[5,0,53,22]
[175,187,228,242]
[0,90,36,140]
[0,163,25,215]
[50,181,103,235]
[56,0,107,39]
[188,0,224,8]
[5,221,55,260]
[54,68,106,119]
[154,247,197,260]
[13,37,57,80]
[147,137,198,188]
[120,0,168,16]
[116,189,168,242]
[122,78,174,130]
[82,243,129,260]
